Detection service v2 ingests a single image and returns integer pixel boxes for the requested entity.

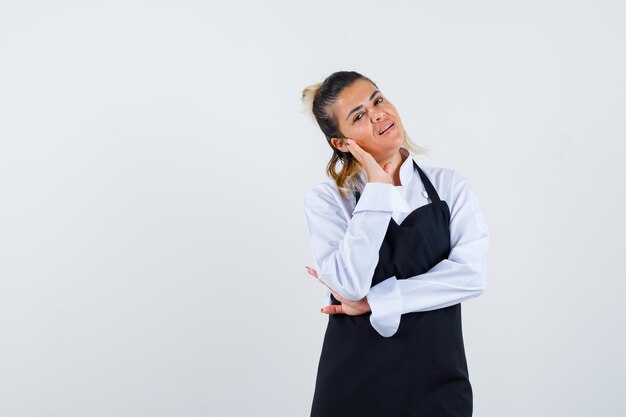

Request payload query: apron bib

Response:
[310,160,472,417]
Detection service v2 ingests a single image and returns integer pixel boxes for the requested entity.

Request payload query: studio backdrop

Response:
[1,1,624,416]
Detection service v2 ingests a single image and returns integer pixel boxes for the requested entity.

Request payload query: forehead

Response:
[332,79,379,114]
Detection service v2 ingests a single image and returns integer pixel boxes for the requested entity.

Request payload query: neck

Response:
[376,149,407,186]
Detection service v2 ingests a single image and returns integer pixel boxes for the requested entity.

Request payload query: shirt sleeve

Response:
[303,181,412,302]
[365,173,490,337]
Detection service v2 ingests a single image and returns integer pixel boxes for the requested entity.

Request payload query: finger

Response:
[382,162,393,174]
[346,140,380,179]
[304,266,319,278]
[345,139,365,162]
[305,267,335,292]
[321,305,344,314]
[347,139,373,164]
[331,291,346,303]
[305,266,324,284]
[333,295,360,308]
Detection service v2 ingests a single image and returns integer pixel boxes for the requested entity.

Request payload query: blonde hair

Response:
[302,71,426,198]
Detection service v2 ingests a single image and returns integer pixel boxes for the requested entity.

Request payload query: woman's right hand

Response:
[345,138,393,184]
[305,266,372,316]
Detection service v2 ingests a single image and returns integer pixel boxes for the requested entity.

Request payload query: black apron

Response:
[310,160,472,417]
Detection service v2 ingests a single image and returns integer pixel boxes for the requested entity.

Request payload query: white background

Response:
[1,1,625,416]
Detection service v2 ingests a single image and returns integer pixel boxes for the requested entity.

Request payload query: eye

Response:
[352,97,384,123]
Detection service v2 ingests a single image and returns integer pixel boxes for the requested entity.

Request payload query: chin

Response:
[392,130,405,146]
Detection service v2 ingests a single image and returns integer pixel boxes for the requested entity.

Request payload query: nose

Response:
[371,108,385,121]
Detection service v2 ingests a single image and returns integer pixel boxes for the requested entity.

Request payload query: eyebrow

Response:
[345,90,380,121]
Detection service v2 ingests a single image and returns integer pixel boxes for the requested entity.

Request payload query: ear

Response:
[330,137,348,152]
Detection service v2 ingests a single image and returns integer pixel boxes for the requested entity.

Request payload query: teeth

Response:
[380,123,393,134]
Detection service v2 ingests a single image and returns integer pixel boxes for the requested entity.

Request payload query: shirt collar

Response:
[398,147,415,186]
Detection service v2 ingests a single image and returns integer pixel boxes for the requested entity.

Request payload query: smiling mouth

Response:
[379,123,394,135]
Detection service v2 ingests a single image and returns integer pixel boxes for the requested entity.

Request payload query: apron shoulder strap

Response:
[414,160,442,204]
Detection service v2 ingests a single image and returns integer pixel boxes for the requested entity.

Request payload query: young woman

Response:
[301,71,490,416]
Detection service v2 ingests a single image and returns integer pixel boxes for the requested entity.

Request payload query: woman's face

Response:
[330,78,406,160]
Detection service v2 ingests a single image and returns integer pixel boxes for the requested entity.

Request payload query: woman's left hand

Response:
[305,266,371,316]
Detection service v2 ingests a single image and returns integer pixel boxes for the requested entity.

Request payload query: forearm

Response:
[304,182,411,301]
[366,174,490,337]
[313,209,393,301]
[366,255,488,337]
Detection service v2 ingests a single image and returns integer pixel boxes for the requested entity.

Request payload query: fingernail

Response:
[320,308,325,313]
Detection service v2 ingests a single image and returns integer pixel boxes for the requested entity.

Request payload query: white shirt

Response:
[303,147,490,338]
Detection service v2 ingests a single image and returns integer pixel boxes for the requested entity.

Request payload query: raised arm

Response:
[303,182,411,301]
[366,172,490,337]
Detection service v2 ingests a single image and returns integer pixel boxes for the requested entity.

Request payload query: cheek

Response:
[343,123,365,139]
[356,139,378,154]
[355,127,375,142]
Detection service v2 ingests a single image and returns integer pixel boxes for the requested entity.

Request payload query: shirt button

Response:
[422,190,429,198]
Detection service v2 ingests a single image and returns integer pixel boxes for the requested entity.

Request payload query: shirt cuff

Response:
[367,276,402,337]
[320,287,332,308]
[352,183,411,214]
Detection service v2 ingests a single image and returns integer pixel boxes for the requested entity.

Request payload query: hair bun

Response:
[301,82,322,117]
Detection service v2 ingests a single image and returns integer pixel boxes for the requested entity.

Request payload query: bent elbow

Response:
[473,272,487,297]
[478,268,488,292]
[318,271,370,302]
[475,285,486,298]
[334,282,369,302]
[318,257,372,302]
[465,268,487,299]
[342,286,370,302]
